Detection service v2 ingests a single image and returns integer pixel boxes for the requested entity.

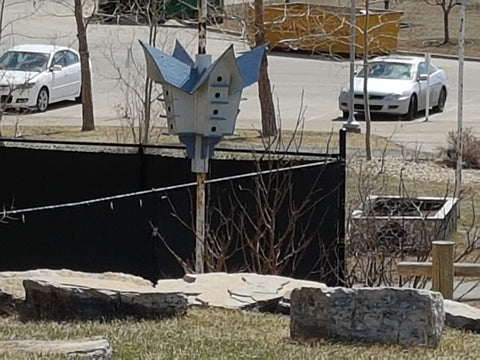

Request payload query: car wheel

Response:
[342,111,349,119]
[75,86,82,103]
[36,87,49,112]
[432,87,447,113]
[403,94,417,120]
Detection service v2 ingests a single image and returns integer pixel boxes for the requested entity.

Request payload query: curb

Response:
[396,50,480,63]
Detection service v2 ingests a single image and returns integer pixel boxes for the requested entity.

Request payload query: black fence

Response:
[0,132,346,286]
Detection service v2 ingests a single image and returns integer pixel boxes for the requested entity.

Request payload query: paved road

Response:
[2,1,479,153]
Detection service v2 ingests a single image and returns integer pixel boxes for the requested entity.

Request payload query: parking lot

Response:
[1,1,479,153]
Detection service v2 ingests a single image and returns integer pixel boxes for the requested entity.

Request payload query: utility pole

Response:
[343,0,361,133]
[424,53,431,122]
[455,0,466,202]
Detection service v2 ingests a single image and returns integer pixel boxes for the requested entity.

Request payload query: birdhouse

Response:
[139,40,266,139]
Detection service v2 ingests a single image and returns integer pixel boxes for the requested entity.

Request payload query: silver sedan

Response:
[338,55,448,120]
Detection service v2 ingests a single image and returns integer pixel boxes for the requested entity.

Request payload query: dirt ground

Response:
[394,0,480,58]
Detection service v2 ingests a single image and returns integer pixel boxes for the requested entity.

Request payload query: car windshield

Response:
[0,51,49,72]
[357,62,414,80]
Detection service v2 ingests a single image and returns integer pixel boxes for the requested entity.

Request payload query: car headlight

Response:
[383,93,402,101]
[18,82,35,90]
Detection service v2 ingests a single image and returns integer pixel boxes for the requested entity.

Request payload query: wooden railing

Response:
[397,241,480,299]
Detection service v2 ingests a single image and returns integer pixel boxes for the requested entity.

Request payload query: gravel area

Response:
[348,156,480,188]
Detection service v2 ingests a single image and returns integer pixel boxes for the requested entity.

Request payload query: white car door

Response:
[428,66,444,106]
[63,50,81,97]
[49,51,70,102]
[417,62,442,110]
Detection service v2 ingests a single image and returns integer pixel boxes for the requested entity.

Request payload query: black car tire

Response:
[36,87,49,112]
[432,87,447,113]
[75,87,82,103]
[342,111,349,119]
[403,94,417,121]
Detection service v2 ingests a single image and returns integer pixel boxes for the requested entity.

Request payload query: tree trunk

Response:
[74,0,95,131]
[254,0,277,137]
[0,0,6,43]
[443,8,450,44]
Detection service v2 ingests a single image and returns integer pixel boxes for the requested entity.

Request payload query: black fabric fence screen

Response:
[0,142,345,286]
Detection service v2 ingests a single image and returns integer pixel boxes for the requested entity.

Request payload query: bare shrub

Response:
[438,128,480,169]
[346,154,480,296]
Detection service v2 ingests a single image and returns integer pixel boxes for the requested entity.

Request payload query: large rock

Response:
[444,300,480,333]
[290,287,445,347]
[0,336,112,358]
[0,269,152,315]
[19,278,187,321]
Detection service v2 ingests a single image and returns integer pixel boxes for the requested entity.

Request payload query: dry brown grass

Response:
[0,125,402,152]
[0,307,479,359]
[395,0,480,57]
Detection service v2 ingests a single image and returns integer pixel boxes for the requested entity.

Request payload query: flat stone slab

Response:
[20,279,187,321]
[0,336,112,358]
[0,269,153,314]
[155,272,327,309]
[445,299,480,333]
[1,270,326,317]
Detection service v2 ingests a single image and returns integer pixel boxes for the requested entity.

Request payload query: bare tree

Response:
[254,0,277,137]
[156,150,342,281]
[48,0,96,130]
[74,0,95,131]
[95,0,167,143]
[424,0,459,44]
[152,112,344,283]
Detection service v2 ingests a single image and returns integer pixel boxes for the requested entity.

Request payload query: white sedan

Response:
[338,55,448,120]
[0,44,82,112]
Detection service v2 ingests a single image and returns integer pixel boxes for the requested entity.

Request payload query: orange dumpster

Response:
[247,3,403,56]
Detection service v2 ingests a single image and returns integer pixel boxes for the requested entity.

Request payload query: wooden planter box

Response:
[349,195,458,255]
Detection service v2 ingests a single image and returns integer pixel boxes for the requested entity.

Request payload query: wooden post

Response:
[195,171,206,273]
[431,240,455,299]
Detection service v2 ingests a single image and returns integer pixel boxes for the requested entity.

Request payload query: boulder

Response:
[444,299,480,333]
[0,336,112,358]
[19,278,187,321]
[290,287,445,347]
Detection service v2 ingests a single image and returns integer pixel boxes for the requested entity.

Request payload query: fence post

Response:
[431,240,455,299]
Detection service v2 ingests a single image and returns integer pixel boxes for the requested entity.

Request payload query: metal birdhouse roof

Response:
[139,40,267,94]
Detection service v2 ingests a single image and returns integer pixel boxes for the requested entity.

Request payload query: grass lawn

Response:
[1,307,479,359]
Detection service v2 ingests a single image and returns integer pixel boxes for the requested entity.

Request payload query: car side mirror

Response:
[418,73,429,81]
[50,64,62,72]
